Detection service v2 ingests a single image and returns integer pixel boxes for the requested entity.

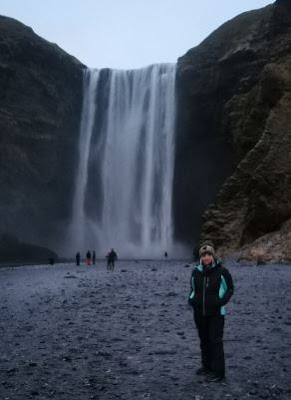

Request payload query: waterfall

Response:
[70,64,177,258]
[70,69,100,253]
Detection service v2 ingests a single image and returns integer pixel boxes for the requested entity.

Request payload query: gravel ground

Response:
[0,260,291,400]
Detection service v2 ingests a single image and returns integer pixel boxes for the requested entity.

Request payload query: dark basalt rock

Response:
[0,233,58,264]
[0,15,84,253]
[175,0,291,259]
[1,2,291,262]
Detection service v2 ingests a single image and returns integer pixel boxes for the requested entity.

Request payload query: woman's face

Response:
[201,252,214,266]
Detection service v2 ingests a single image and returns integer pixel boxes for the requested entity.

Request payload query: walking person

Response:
[76,252,80,266]
[86,250,91,266]
[188,244,234,382]
[92,251,96,265]
[108,248,118,271]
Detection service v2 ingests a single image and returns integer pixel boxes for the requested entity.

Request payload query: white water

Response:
[70,64,177,258]
[69,69,100,253]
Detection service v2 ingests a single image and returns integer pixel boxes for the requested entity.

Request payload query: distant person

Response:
[86,250,91,266]
[188,244,234,382]
[49,258,55,265]
[164,251,168,258]
[93,251,96,265]
[108,248,118,270]
[76,252,80,266]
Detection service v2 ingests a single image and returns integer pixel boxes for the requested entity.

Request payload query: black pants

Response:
[194,312,225,376]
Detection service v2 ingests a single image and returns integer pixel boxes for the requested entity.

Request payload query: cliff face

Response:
[0,16,84,253]
[176,0,291,259]
[2,2,291,261]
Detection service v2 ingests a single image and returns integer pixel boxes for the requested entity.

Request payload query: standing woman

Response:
[86,250,92,266]
[188,244,234,382]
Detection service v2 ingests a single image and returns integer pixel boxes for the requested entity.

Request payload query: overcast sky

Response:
[1,0,273,69]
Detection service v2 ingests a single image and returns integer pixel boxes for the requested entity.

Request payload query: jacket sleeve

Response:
[219,268,234,306]
[188,273,195,305]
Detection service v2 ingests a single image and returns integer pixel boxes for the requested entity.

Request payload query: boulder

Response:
[0,233,58,264]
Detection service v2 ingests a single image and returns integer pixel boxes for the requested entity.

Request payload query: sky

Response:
[1,0,273,69]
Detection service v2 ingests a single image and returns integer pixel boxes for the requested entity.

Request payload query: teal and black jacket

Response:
[188,260,234,316]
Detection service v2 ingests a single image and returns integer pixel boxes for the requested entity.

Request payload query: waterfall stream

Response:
[70,64,176,258]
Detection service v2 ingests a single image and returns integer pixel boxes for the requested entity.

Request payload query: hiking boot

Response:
[205,372,225,382]
[196,367,211,376]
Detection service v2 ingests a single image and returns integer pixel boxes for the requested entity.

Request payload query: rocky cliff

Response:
[0,16,84,258]
[176,0,291,260]
[2,1,291,262]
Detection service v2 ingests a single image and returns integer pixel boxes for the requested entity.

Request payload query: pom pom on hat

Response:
[199,244,215,258]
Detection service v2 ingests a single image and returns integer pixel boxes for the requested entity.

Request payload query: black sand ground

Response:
[0,261,290,400]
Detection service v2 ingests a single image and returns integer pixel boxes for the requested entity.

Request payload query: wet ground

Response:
[0,260,291,400]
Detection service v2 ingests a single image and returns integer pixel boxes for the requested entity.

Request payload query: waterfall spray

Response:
[70,64,176,258]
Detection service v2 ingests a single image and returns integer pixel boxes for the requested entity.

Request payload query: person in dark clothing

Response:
[86,250,91,266]
[108,248,118,270]
[164,251,168,258]
[76,252,80,266]
[92,251,96,265]
[188,244,234,382]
